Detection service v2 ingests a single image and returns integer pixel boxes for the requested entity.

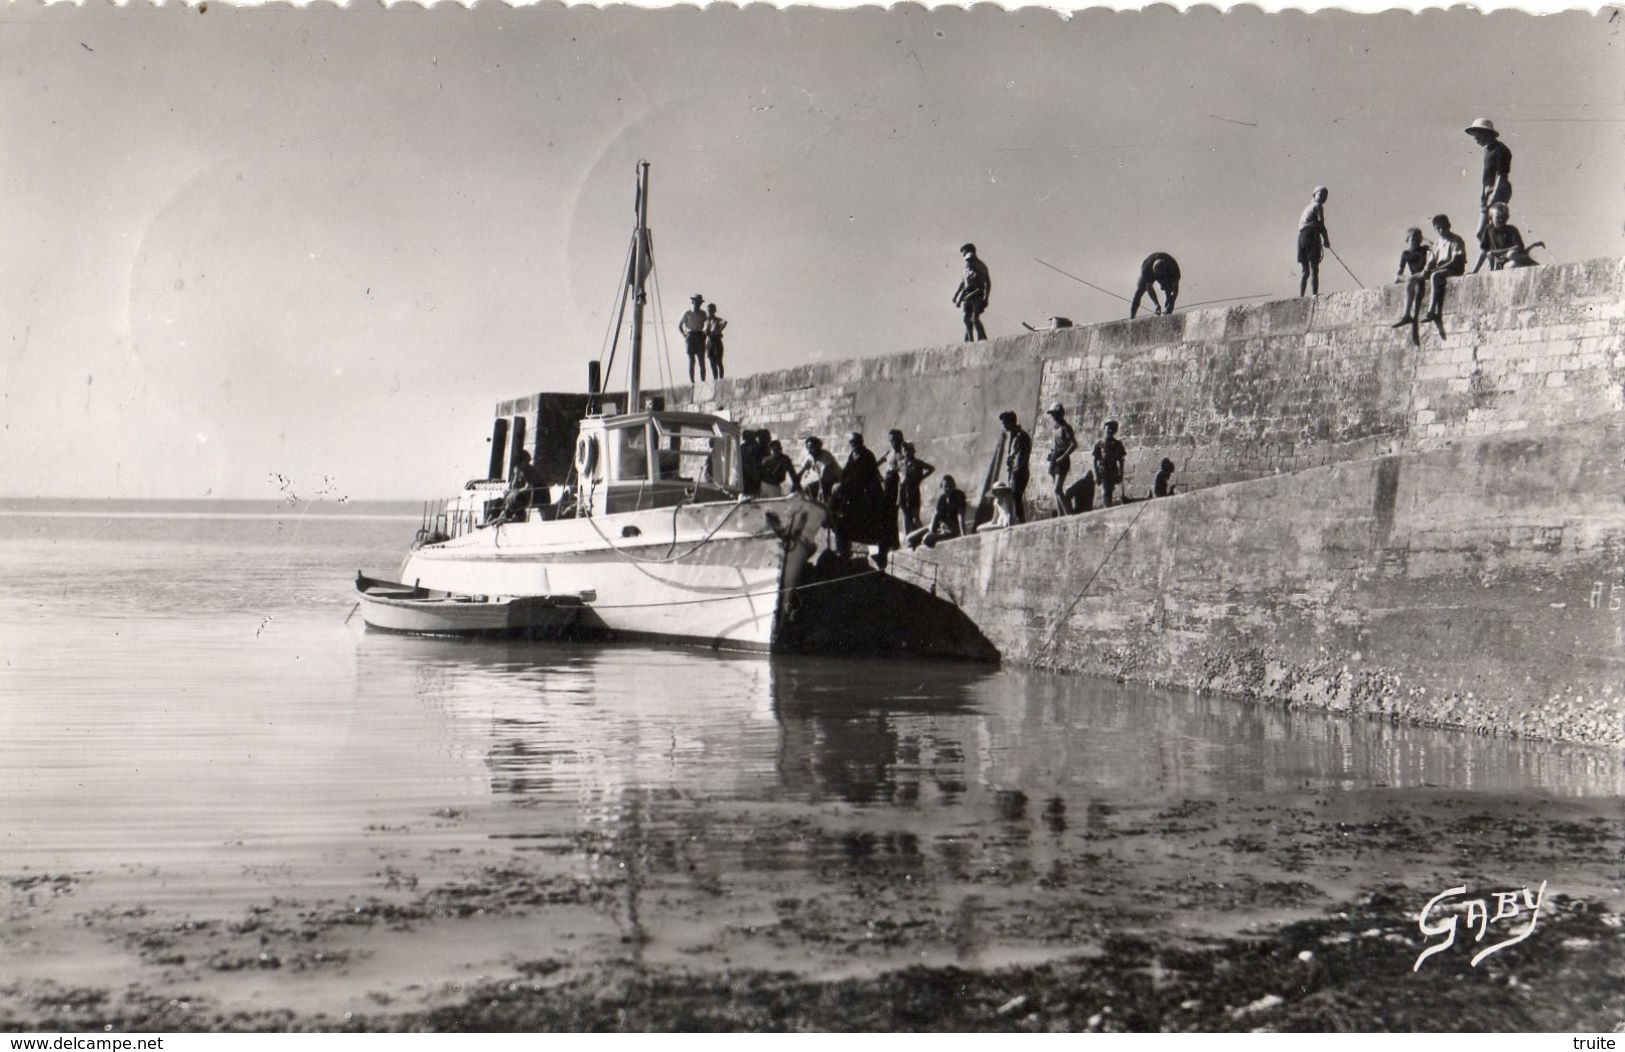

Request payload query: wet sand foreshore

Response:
[6,787,1622,1032]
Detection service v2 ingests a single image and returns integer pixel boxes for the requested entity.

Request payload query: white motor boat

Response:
[382,162,829,651]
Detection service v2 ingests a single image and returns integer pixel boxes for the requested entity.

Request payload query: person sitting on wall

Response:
[1411,214,1468,343]
[909,475,969,549]
[1064,469,1096,514]
[1471,203,1543,274]
[1391,227,1431,329]
[493,449,547,525]
[1153,457,1177,498]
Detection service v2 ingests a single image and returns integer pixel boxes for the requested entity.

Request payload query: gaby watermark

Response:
[1413,880,1548,972]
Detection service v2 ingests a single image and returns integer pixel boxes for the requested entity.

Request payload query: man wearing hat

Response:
[952,243,992,342]
[678,294,709,383]
[998,410,1031,525]
[1466,118,1513,247]
[1045,402,1079,516]
[1092,420,1128,508]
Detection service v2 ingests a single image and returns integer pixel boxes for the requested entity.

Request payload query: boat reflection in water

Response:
[358,633,1625,819]
[353,633,1622,970]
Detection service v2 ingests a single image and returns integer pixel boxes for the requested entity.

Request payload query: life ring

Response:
[575,434,599,478]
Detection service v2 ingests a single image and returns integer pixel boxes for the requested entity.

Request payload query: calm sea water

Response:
[2,499,1621,1002]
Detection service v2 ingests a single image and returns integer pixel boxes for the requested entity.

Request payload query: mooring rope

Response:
[580,499,752,565]
[583,561,886,610]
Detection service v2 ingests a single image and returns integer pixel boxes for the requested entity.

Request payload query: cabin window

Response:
[652,420,735,489]
[610,423,650,481]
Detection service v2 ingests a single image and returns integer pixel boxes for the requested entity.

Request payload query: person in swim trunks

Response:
[1298,186,1331,297]
[1130,252,1181,318]
[678,294,709,383]
[952,243,991,342]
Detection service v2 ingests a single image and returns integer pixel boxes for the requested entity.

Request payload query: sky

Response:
[1,3,1619,500]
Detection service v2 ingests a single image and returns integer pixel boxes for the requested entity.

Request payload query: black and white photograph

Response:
[2,0,1622,1035]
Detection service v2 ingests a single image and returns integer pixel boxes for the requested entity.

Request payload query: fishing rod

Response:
[1038,257,1271,313]
[1033,257,1131,303]
[1177,292,1275,309]
[1327,245,1365,289]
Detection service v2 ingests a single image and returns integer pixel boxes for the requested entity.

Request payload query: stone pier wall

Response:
[489,257,1625,743]
[888,417,1625,746]
[668,256,1624,502]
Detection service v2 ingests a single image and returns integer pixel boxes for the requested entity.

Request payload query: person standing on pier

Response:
[953,243,991,342]
[1092,420,1127,508]
[797,436,842,502]
[739,429,765,497]
[1129,253,1181,318]
[898,442,935,533]
[759,439,795,495]
[1466,118,1512,249]
[703,302,727,380]
[879,429,906,544]
[832,432,889,563]
[1044,402,1078,516]
[679,294,709,383]
[998,411,1032,525]
[1297,186,1331,297]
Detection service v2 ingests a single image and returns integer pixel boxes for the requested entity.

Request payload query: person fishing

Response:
[1130,252,1181,318]
[1297,186,1331,297]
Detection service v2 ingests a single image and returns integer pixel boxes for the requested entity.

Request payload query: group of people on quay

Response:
[492,120,1537,553]
[992,406,1171,527]
[727,402,1179,564]
[954,118,1540,345]
[738,428,947,557]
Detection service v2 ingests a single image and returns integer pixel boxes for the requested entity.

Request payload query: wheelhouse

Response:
[575,410,741,514]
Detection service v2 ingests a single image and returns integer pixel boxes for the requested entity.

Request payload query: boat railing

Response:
[414,484,509,545]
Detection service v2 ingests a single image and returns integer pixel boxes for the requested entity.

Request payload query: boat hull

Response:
[397,494,826,651]
[355,575,584,637]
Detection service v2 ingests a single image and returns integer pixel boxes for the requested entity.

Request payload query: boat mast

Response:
[627,160,651,413]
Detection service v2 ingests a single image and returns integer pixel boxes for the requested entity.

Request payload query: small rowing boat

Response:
[354,573,586,637]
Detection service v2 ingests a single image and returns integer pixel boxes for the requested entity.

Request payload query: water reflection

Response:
[356,634,1624,818]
